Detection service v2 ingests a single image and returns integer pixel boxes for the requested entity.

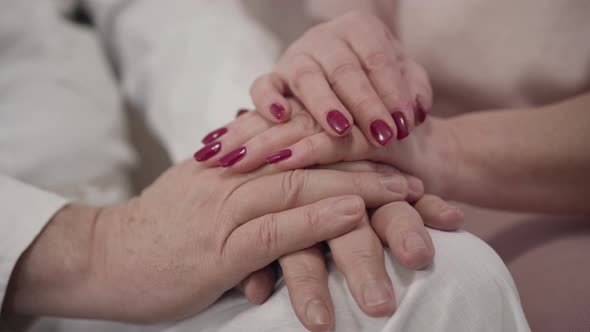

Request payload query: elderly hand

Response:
[6,157,419,324]
[237,162,463,332]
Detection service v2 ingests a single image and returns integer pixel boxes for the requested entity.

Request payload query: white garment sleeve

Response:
[0,175,69,313]
[84,0,281,163]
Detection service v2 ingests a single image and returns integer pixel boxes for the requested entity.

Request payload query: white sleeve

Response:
[0,175,69,313]
[84,0,281,163]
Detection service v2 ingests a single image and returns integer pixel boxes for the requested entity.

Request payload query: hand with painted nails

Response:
[249,11,431,146]
[195,99,452,198]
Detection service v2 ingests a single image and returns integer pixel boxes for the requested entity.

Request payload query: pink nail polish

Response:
[194,141,222,162]
[391,112,410,140]
[265,149,292,164]
[201,127,228,144]
[370,120,394,146]
[415,97,428,123]
[326,110,350,135]
[236,108,249,118]
[270,103,285,120]
[218,146,247,167]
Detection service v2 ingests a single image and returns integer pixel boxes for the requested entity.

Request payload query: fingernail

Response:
[194,141,222,162]
[270,103,286,120]
[236,108,249,117]
[326,110,351,135]
[370,120,394,146]
[442,205,465,219]
[404,232,428,253]
[391,111,410,140]
[265,149,292,164]
[305,299,331,326]
[380,176,407,196]
[331,196,363,216]
[218,146,247,167]
[415,97,428,123]
[362,281,391,307]
[201,127,228,144]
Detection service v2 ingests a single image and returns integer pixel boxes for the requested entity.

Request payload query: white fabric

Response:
[0,0,531,331]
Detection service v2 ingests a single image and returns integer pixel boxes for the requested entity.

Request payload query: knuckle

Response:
[281,169,309,205]
[300,136,319,159]
[294,110,322,133]
[287,272,323,288]
[257,213,280,252]
[350,94,384,114]
[351,173,367,196]
[327,61,362,87]
[364,51,395,72]
[348,243,382,266]
[289,57,322,92]
[303,205,322,233]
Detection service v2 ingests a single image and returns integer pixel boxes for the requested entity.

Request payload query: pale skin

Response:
[2,158,462,329]
[213,11,590,214]
[199,11,590,331]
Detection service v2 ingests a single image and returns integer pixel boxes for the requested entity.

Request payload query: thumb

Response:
[225,195,364,277]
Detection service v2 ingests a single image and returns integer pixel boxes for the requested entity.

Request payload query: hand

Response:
[195,100,455,197]
[236,162,464,332]
[5,159,417,323]
[247,11,432,146]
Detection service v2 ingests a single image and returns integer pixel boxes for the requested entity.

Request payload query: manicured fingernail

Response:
[236,108,249,117]
[326,110,350,135]
[362,281,391,307]
[370,120,394,146]
[194,141,222,162]
[265,149,292,164]
[415,97,428,123]
[218,146,247,167]
[391,112,410,140]
[305,299,331,326]
[201,127,228,144]
[404,232,428,253]
[270,103,285,120]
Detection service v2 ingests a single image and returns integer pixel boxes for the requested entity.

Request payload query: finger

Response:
[312,161,424,201]
[414,194,464,231]
[335,15,415,139]
[237,266,277,305]
[329,215,395,316]
[280,246,334,331]
[277,52,353,136]
[250,73,292,122]
[403,60,433,125]
[314,40,396,146]
[266,127,387,172]
[232,167,409,223]
[226,195,364,277]
[194,111,272,166]
[225,109,322,173]
[371,201,435,270]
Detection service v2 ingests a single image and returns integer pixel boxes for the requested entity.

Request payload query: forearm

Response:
[3,204,101,318]
[441,92,590,213]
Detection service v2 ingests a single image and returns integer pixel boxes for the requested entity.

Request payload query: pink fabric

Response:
[460,204,590,332]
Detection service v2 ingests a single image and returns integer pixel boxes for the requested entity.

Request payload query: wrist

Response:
[415,117,463,199]
[4,204,101,318]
